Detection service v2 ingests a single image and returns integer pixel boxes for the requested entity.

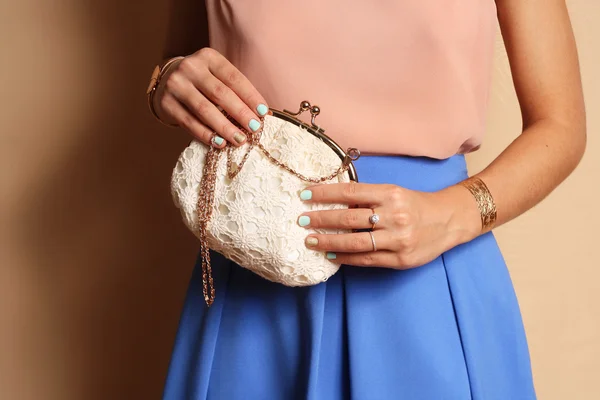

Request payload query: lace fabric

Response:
[171,115,351,286]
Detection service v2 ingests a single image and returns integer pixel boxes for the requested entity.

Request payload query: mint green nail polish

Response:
[298,216,310,227]
[249,119,260,132]
[212,135,224,146]
[326,252,337,260]
[256,104,268,116]
[300,190,312,201]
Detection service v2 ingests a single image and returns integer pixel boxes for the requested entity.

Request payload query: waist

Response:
[353,154,468,192]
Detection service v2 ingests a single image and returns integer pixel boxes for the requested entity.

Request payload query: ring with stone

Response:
[369,209,380,230]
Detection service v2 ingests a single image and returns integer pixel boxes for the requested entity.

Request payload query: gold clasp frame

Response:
[272,100,361,181]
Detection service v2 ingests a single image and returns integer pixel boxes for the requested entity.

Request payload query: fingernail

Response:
[249,119,261,132]
[233,132,246,144]
[326,252,337,260]
[256,104,268,116]
[212,135,224,146]
[306,237,318,246]
[298,216,310,227]
[300,190,312,201]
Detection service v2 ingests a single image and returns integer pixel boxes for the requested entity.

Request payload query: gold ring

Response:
[369,209,380,230]
[368,231,377,252]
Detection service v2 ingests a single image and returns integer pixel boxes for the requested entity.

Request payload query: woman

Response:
[148,1,586,399]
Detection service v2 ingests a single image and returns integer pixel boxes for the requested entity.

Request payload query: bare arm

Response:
[446,0,587,240]
[299,0,587,268]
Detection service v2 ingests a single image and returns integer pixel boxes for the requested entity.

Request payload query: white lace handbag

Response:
[171,101,360,306]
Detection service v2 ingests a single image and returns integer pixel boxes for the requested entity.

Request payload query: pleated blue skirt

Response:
[162,155,537,400]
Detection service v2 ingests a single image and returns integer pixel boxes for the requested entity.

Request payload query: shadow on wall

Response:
[8,1,202,399]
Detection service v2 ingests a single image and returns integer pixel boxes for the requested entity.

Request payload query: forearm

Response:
[441,0,587,245]
[445,116,586,245]
[477,118,585,225]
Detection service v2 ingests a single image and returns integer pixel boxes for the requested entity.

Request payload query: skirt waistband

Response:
[352,154,468,192]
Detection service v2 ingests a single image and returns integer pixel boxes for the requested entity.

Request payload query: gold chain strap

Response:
[195,114,354,306]
[196,146,219,306]
[256,140,353,183]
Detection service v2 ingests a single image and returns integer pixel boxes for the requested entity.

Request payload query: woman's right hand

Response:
[153,48,269,148]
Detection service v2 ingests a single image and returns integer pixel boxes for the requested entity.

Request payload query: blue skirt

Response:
[162,155,537,400]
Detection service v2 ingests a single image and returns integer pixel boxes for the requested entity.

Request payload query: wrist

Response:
[147,56,184,127]
[438,184,483,247]
[152,82,178,126]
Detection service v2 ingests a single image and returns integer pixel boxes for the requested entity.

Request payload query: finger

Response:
[161,93,225,148]
[204,49,270,120]
[169,79,249,146]
[298,208,380,230]
[190,66,266,135]
[301,182,391,206]
[305,231,391,253]
[327,250,400,269]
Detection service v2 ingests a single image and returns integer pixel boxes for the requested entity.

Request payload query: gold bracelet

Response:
[146,56,184,127]
[459,176,497,233]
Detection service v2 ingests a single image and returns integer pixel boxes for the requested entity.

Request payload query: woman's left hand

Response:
[299,182,481,269]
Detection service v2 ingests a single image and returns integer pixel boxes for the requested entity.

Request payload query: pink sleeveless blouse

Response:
[205,0,497,159]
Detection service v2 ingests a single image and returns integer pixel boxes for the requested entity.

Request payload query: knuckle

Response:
[341,212,358,228]
[158,95,171,114]
[211,82,228,101]
[317,236,330,249]
[225,69,242,86]
[178,57,196,73]
[247,94,261,106]
[193,124,211,142]
[388,186,404,203]
[195,100,211,116]
[342,183,357,200]
[309,213,322,227]
[399,232,417,252]
[237,105,253,121]
[392,211,412,226]
[348,237,364,252]
[220,120,235,137]
[361,253,376,266]
[247,94,264,112]
[395,253,408,267]
[197,47,216,60]
[180,113,195,130]
[199,129,213,144]
[164,72,182,92]
[396,253,413,268]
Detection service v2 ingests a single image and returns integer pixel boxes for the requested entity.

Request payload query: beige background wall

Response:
[0,1,597,399]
